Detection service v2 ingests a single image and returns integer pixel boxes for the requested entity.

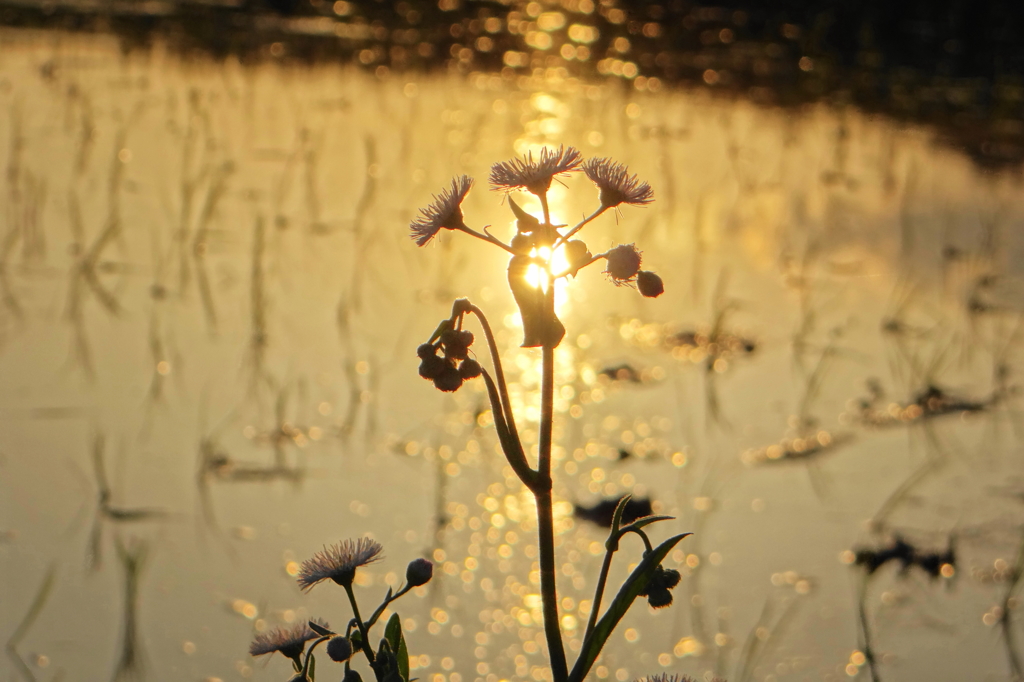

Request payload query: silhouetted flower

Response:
[635,674,700,682]
[410,176,473,246]
[605,244,643,283]
[249,618,328,666]
[638,565,680,609]
[405,557,434,587]
[298,537,383,591]
[490,145,582,195]
[637,270,664,298]
[583,158,653,208]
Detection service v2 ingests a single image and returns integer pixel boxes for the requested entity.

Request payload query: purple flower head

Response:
[410,176,473,246]
[489,145,582,196]
[582,158,653,208]
[297,537,383,591]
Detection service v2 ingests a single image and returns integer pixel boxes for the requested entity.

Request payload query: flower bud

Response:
[459,358,482,379]
[564,240,592,276]
[326,636,353,663]
[637,270,664,298]
[433,364,463,392]
[646,587,673,609]
[416,343,437,360]
[418,354,445,380]
[605,244,642,282]
[441,329,470,360]
[405,557,434,587]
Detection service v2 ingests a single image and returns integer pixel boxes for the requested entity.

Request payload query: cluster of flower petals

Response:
[583,157,654,207]
[488,145,583,194]
[297,537,384,591]
[249,618,328,658]
[409,175,472,246]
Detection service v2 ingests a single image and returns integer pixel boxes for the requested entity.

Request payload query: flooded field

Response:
[1,28,1024,682]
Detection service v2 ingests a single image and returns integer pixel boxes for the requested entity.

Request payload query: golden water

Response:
[2,29,1024,682]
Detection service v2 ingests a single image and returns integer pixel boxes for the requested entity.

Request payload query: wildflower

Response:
[635,675,700,682]
[605,244,643,283]
[326,635,353,663]
[297,537,384,591]
[582,158,653,208]
[490,145,582,196]
[637,270,664,298]
[409,176,473,246]
[638,565,680,609]
[405,557,434,587]
[249,619,328,666]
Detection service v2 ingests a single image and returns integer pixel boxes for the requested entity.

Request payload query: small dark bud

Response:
[459,358,482,379]
[327,636,353,663]
[637,270,664,298]
[441,329,470,360]
[418,354,445,380]
[660,568,681,590]
[406,558,434,587]
[647,587,673,609]
[564,240,592,275]
[343,669,363,682]
[433,364,463,392]
[605,244,642,282]
[640,565,681,597]
[457,329,474,348]
[416,343,437,360]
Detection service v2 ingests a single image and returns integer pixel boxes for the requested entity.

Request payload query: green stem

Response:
[481,368,537,486]
[344,583,375,664]
[466,302,523,454]
[537,333,568,682]
[539,192,551,226]
[584,549,615,641]
[457,225,514,254]
[555,206,607,248]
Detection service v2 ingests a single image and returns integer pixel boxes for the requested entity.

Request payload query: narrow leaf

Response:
[609,494,632,537]
[620,515,675,533]
[569,533,692,682]
[309,620,335,637]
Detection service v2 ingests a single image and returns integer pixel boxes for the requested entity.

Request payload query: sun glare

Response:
[523,245,571,292]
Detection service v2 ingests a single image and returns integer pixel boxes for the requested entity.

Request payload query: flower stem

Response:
[457,225,514,254]
[344,583,375,664]
[556,206,607,247]
[584,548,615,641]
[537,322,568,682]
[465,302,523,455]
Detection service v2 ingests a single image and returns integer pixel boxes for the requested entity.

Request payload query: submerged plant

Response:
[408,146,690,682]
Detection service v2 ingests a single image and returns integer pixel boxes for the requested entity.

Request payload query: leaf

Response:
[428,319,454,344]
[619,515,675,533]
[309,620,335,637]
[609,494,632,538]
[385,612,410,682]
[568,533,692,682]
